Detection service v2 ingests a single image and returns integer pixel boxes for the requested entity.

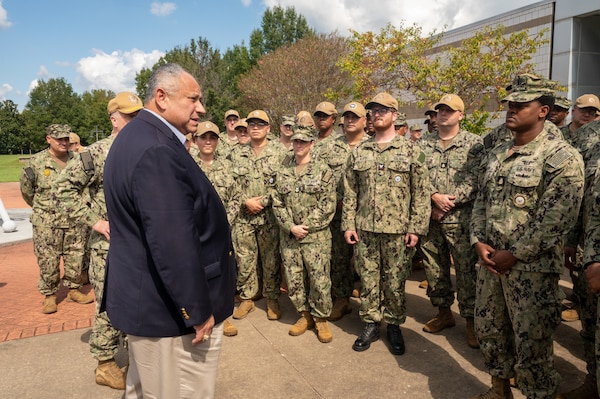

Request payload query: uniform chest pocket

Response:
[232,166,250,177]
[448,153,468,169]
[353,159,372,172]
[301,180,322,193]
[388,159,410,187]
[506,171,542,209]
[276,182,292,195]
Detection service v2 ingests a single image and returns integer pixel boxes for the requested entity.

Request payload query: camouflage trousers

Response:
[33,224,89,295]
[354,230,413,325]
[281,229,332,318]
[88,248,124,361]
[330,211,354,299]
[595,296,600,393]
[233,222,281,300]
[420,219,477,318]
[475,266,561,399]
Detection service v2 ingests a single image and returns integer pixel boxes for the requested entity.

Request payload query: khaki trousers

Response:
[125,323,224,399]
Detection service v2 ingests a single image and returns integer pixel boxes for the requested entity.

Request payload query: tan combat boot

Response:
[423,306,455,333]
[329,297,351,321]
[470,376,514,399]
[95,359,126,390]
[266,299,281,320]
[232,299,254,319]
[289,311,314,336]
[556,373,600,399]
[223,319,238,337]
[67,288,94,304]
[314,318,333,343]
[466,317,479,348]
[561,308,580,322]
[42,294,57,314]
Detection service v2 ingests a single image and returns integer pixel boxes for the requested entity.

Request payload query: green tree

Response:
[0,100,25,154]
[249,5,315,64]
[238,33,352,127]
[21,78,84,151]
[340,24,548,134]
[80,89,115,145]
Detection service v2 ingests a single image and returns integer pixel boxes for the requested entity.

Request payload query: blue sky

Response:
[0,0,540,109]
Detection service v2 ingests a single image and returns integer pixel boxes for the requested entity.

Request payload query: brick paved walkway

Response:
[0,182,95,342]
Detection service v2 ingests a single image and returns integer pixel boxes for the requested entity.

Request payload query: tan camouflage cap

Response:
[575,94,600,112]
[291,125,316,142]
[435,94,464,112]
[247,110,270,124]
[224,109,240,119]
[410,124,422,131]
[394,112,407,127]
[193,121,220,137]
[234,118,248,130]
[69,132,80,144]
[281,115,295,126]
[554,96,572,110]
[424,105,437,116]
[296,110,316,127]
[46,124,71,139]
[342,101,366,118]
[314,101,337,116]
[107,92,143,115]
[366,92,398,111]
[502,73,557,103]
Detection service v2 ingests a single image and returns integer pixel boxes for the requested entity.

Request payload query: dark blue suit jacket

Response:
[103,109,236,337]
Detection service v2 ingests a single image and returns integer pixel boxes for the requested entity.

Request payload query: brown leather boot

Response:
[223,319,238,337]
[95,359,126,390]
[556,373,600,399]
[232,300,254,319]
[469,376,514,399]
[42,294,57,314]
[423,306,455,333]
[314,318,333,343]
[266,299,281,320]
[466,317,479,348]
[289,311,314,336]
[329,297,351,321]
[67,288,94,304]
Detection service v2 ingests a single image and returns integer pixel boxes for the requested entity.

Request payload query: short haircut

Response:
[144,63,187,104]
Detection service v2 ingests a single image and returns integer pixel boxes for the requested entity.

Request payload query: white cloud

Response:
[150,2,177,17]
[263,0,540,36]
[0,1,12,30]
[241,0,252,7]
[0,83,13,100]
[27,79,38,96]
[75,48,164,93]
[37,65,50,79]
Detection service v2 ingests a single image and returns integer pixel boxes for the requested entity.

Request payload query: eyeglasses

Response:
[576,107,597,115]
[247,121,268,128]
[370,108,393,116]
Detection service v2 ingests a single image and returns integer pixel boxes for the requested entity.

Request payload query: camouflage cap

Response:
[247,110,270,124]
[575,94,600,112]
[338,116,344,126]
[46,124,71,139]
[410,124,422,131]
[366,92,398,111]
[342,101,366,118]
[424,105,437,116]
[107,92,143,115]
[296,110,316,127]
[224,109,240,119]
[314,101,337,116]
[394,113,407,127]
[554,96,572,110]
[69,132,80,144]
[502,73,557,103]
[193,121,220,137]
[234,118,248,130]
[281,115,295,126]
[291,125,316,142]
[435,94,464,112]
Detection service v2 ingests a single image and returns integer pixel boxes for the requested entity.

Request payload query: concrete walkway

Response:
[0,182,588,398]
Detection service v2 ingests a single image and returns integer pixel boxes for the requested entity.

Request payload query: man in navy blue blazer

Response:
[103,63,236,398]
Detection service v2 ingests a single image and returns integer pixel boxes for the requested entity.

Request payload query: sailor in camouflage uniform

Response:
[418,94,483,349]
[53,92,142,390]
[20,124,93,315]
[342,92,431,356]
[470,75,584,399]
[272,126,337,343]
[229,110,287,321]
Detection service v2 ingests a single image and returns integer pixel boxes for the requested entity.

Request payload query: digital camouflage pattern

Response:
[471,126,584,398]
[272,159,336,318]
[20,148,89,294]
[418,130,483,318]
[482,120,564,157]
[52,135,124,361]
[229,141,286,300]
[193,156,240,225]
[342,135,430,325]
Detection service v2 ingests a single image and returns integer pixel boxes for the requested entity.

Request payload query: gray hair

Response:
[144,63,187,104]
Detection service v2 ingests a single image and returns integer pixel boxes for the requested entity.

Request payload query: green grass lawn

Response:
[0,154,27,182]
